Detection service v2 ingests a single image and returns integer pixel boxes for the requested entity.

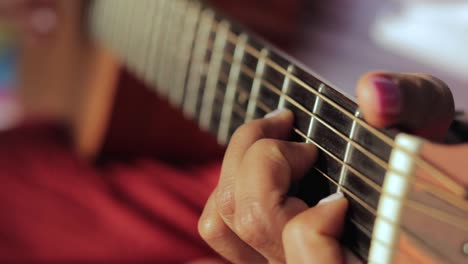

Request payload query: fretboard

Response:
[90,0,399,261]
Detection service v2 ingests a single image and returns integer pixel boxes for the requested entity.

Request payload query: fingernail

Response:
[373,76,402,116]
[317,192,344,205]
[30,8,57,34]
[264,108,288,119]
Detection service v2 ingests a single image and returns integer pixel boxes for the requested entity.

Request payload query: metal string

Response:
[210,22,467,199]
[211,76,468,232]
[214,50,467,213]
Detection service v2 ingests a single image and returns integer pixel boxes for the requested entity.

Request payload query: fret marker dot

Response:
[463,242,468,255]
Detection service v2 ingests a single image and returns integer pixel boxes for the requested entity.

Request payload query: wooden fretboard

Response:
[89,0,400,260]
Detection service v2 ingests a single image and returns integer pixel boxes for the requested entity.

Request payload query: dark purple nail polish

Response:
[373,77,401,116]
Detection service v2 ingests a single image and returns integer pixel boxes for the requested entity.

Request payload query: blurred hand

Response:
[0,0,57,40]
[199,71,457,263]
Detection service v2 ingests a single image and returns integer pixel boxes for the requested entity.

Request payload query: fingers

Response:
[231,139,317,261]
[356,72,454,141]
[201,109,319,263]
[215,109,293,223]
[283,192,348,264]
[199,190,266,263]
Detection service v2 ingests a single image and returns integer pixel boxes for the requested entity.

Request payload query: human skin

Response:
[199,72,463,263]
[3,1,465,263]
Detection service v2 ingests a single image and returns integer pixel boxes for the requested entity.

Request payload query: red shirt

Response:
[0,71,224,263]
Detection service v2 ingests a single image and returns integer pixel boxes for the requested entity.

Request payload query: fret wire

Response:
[214,74,468,231]
[235,57,389,182]
[109,0,127,53]
[278,65,294,109]
[243,62,468,209]
[119,0,137,68]
[92,0,468,228]
[160,0,179,94]
[306,83,324,143]
[143,0,164,85]
[218,34,248,144]
[200,20,230,130]
[215,84,468,235]
[214,85,247,119]
[217,72,272,116]
[200,42,466,214]
[212,22,465,197]
[171,1,202,107]
[217,49,467,205]
[141,0,160,84]
[132,0,151,75]
[216,73,383,194]
[219,52,388,174]
[339,110,361,192]
[183,9,215,117]
[314,167,377,221]
[168,0,191,105]
[157,0,169,89]
[246,48,269,123]
[297,131,468,232]
[88,3,466,260]
[214,81,382,208]
[151,0,170,88]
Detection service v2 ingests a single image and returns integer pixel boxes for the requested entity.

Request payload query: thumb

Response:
[356,72,455,141]
[282,192,348,264]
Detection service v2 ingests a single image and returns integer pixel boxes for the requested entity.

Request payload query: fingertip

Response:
[317,192,345,206]
[316,192,349,220]
[356,72,401,128]
[283,195,348,264]
[264,108,294,121]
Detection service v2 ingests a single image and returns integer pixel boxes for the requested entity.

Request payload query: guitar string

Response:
[211,80,468,232]
[214,51,467,212]
[102,0,465,201]
[101,2,468,260]
[209,22,466,198]
[100,0,466,227]
[100,1,466,261]
[211,86,465,264]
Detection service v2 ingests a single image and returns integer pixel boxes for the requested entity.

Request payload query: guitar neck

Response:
[89,0,400,261]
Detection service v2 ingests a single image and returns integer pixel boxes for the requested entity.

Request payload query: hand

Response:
[0,0,57,42]
[198,71,457,263]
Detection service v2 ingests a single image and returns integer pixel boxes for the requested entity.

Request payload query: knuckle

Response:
[250,139,282,158]
[235,205,271,249]
[283,215,311,241]
[214,185,235,218]
[249,139,288,167]
[198,212,229,243]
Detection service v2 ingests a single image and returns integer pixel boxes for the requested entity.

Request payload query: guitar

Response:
[17,0,468,263]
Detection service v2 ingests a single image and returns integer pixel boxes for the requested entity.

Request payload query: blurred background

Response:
[0,22,19,131]
[1,0,468,132]
[292,0,468,110]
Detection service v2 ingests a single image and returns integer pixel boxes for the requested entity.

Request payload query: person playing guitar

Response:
[1,0,466,263]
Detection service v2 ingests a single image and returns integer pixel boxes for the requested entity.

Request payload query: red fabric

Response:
[0,123,222,263]
[0,1,305,261]
[99,70,225,164]
[0,70,225,262]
